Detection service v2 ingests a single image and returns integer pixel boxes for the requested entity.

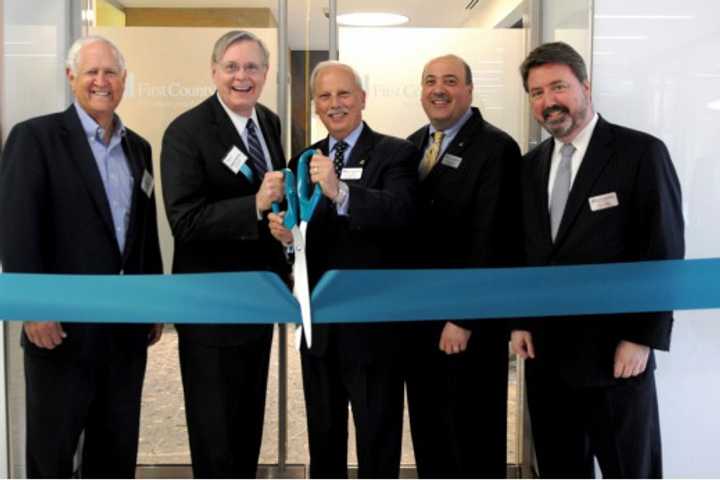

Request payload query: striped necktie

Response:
[246,118,267,181]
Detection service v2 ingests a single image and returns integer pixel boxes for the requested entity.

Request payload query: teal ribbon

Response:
[1,259,719,324]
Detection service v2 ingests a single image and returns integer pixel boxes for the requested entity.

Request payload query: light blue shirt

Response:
[328,122,364,216]
[426,108,473,158]
[74,102,133,253]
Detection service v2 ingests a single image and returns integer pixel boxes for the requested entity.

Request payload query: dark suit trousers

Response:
[178,334,272,478]
[24,346,147,478]
[301,341,404,479]
[405,324,508,478]
[526,362,662,478]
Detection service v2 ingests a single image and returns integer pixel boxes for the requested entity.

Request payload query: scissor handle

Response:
[297,150,323,222]
[270,169,298,230]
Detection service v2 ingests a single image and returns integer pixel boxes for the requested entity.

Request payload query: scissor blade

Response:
[291,225,312,348]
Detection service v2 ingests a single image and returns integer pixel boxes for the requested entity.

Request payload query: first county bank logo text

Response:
[124,73,215,99]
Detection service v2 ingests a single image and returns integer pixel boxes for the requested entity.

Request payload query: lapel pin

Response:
[359,159,366,165]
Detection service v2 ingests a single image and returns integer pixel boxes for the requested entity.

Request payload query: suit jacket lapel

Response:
[422,108,481,183]
[209,95,248,157]
[61,106,117,244]
[439,108,480,167]
[346,122,374,172]
[256,105,285,171]
[554,117,613,245]
[120,134,145,262]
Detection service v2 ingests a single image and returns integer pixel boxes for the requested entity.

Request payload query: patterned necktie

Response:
[418,130,445,180]
[245,118,267,181]
[549,143,576,241]
[333,140,348,177]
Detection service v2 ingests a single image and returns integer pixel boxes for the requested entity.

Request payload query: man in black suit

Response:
[511,42,684,478]
[268,61,418,478]
[0,36,163,478]
[404,54,523,478]
[160,31,287,478]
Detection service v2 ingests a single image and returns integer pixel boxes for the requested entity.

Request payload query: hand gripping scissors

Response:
[272,150,322,348]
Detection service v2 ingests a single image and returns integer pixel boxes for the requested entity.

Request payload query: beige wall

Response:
[90,26,279,272]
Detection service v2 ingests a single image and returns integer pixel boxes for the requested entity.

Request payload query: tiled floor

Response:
[138,326,519,468]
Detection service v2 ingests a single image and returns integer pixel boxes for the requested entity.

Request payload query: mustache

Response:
[542,105,569,119]
[430,93,450,102]
[326,107,349,116]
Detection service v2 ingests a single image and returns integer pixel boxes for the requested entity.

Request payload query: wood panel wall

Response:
[125,8,276,28]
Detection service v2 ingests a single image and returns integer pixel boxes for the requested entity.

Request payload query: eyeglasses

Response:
[217,61,266,76]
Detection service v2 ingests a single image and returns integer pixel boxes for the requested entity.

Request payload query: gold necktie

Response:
[418,130,444,180]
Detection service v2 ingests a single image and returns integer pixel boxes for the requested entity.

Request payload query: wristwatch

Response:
[334,181,349,205]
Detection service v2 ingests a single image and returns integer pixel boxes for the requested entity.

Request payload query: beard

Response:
[541,99,590,140]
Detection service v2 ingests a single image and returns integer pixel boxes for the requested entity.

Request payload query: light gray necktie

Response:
[549,143,576,241]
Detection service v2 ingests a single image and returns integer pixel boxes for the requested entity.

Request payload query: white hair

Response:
[309,61,364,97]
[65,35,126,75]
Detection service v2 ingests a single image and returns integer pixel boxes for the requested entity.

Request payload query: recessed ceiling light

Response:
[708,99,720,111]
[337,12,409,27]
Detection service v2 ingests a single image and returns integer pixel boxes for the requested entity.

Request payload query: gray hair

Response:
[423,54,473,87]
[309,61,364,97]
[66,35,126,75]
[211,30,270,66]
[519,41,588,92]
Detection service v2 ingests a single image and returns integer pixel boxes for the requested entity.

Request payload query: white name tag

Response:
[222,146,248,174]
[340,167,363,180]
[141,170,154,198]
[441,154,462,169]
[588,192,619,211]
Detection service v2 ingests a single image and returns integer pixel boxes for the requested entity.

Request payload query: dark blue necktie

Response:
[333,140,348,177]
[246,118,267,181]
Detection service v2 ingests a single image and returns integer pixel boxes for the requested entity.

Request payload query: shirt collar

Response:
[553,112,599,153]
[74,101,125,143]
[429,108,473,137]
[329,121,364,153]
[216,92,259,134]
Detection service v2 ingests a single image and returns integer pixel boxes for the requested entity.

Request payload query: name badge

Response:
[222,146,248,174]
[588,192,619,211]
[441,154,462,169]
[340,167,363,180]
[141,170,154,198]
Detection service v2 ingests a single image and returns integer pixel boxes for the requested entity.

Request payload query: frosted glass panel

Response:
[2,1,69,141]
[594,1,720,477]
[335,28,526,147]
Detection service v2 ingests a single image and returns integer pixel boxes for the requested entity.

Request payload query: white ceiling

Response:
[111,0,484,49]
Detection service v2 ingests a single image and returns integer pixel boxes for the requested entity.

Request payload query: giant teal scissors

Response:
[273,149,322,348]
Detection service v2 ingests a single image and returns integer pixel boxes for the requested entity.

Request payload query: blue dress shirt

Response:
[74,102,133,253]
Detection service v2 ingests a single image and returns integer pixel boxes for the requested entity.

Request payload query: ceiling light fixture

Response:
[708,99,720,111]
[337,12,409,27]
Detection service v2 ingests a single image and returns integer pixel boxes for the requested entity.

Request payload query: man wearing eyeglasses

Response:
[161,30,287,478]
